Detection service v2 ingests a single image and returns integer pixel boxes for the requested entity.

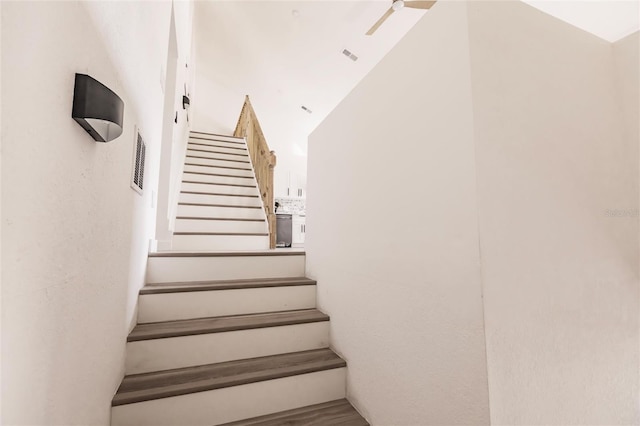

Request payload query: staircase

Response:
[172,131,270,251]
[111,131,368,425]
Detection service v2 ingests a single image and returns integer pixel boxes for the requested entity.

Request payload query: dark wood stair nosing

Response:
[127,309,329,342]
[175,216,266,222]
[184,156,250,164]
[140,277,316,294]
[189,135,245,145]
[173,232,269,236]
[180,191,259,198]
[148,251,305,258]
[178,202,262,209]
[183,171,255,179]
[112,348,345,407]
[184,148,247,158]
[182,180,255,188]
[187,144,247,152]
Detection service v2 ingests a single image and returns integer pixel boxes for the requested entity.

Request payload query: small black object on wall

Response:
[72,73,124,142]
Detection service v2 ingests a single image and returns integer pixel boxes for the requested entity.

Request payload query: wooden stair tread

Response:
[182,180,255,188]
[188,144,247,152]
[220,399,369,426]
[185,149,247,157]
[173,232,269,236]
[112,348,345,406]
[176,216,266,222]
[149,250,305,258]
[181,191,259,198]
[188,164,252,171]
[185,157,250,164]
[184,164,253,172]
[141,277,316,294]
[190,132,245,143]
[178,202,262,209]
[183,171,254,179]
[129,309,328,341]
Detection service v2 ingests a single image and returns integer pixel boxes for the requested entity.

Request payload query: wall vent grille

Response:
[131,130,146,195]
[342,49,358,62]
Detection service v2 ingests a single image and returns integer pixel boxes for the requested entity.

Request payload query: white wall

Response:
[307,1,639,425]
[1,1,193,424]
[306,2,491,424]
[467,2,639,424]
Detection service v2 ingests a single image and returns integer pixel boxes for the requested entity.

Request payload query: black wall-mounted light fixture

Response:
[182,95,190,110]
[72,73,124,142]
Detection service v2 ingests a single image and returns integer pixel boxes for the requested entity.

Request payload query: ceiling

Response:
[194,0,639,175]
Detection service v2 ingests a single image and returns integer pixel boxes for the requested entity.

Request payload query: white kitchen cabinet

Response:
[292,215,306,247]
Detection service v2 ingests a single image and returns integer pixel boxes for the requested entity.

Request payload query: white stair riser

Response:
[183,155,252,170]
[176,204,264,220]
[125,322,329,374]
[183,150,248,162]
[174,218,268,234]
[190,133,245,144]
[187,144,248,155]
[180,182,259,196]
[182,172,256,186]
[111,368,346,426]
[147,255,306,283]
[179,192,262,207]
[138,286,316,323]
[184,161,253,176]
[171,234,270,251]
[184,160,253,176]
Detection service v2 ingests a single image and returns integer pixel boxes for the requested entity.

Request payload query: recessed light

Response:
[292,9,300,17]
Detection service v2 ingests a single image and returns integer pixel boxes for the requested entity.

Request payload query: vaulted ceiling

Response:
[194,0,639,187]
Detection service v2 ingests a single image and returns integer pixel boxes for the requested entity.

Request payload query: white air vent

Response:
[131,129,146,195]
[341,49,358,62]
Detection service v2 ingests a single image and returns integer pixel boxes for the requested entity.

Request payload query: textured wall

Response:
[467,2,639,424]
[306,1,638,425]
[306,2,491,424]
[1,1,192,424]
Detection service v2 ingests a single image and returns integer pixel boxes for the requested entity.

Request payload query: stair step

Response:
[126,310,330,374]
[174,218,267,234]
[183,159,251,171]
[188,144,248,155]
[182,181,257,191]
[179,194,262,208]
[189,131,245,143]
[188,144,247,154]
[141,277,316,294]
[185,157,253,177]
[130,309,328,341]
[147,251,306,283]
[176,204,265,220]
[174,232,268,236]
[171,234,270,251]
[220,399,369,426]
[113,348,345,406]
[138,277,316,323]
[182,173,257,187]
[184,163,254,178]
[187,148,248,158]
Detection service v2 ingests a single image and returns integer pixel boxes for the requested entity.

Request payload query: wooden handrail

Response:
[234,96,277,249]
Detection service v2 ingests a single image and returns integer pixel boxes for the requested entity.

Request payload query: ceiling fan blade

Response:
[366,7,394,35]
[405,1,437,10]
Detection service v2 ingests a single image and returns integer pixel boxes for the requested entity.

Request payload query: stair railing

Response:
[234,95,277,249]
